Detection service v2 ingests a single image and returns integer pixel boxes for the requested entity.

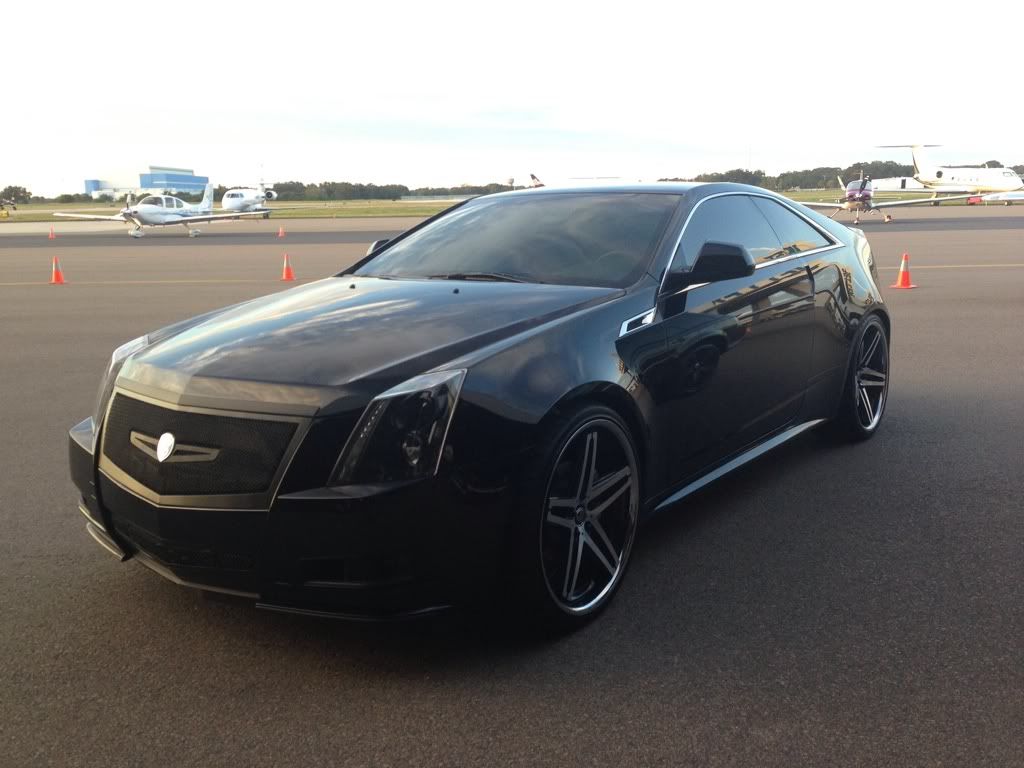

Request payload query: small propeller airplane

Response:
[53,184,268,237]
[802,174,973,225]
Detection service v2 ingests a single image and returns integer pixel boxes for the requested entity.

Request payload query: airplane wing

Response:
[982,191,1024,203]
[869,194,974,209]
[173,210,274,225]
[53,212,127,221]
[800,201,844,210]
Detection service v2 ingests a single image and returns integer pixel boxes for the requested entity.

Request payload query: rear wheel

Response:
[510,405,640,628]
[833,315,889,440]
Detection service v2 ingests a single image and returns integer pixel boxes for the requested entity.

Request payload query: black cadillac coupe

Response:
[69,183,890,626]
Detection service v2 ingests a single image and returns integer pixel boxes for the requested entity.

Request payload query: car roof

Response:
[490,181,783,199]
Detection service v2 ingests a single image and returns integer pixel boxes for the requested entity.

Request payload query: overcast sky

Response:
[6,1,1022,195]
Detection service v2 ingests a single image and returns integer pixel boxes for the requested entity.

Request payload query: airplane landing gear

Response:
[884,214,893,223]
[187,228,201,238]
[128,225,144,238]
[853,215,860,225]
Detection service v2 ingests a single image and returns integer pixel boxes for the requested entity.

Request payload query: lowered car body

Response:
[69,183,891,623]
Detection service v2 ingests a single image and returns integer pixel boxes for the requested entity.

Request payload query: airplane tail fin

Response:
[200,183,214,212]
[877,145,940,180]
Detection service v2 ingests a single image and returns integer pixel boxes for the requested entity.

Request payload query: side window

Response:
[751,198,831,257]
[177,199,185,208]
[677,195,782,268]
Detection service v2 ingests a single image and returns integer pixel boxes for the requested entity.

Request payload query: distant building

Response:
[84,166,209,199]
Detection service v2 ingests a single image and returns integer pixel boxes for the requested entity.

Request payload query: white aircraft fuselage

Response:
[221,185,277,213]
[916,165,1022,193]
[129,195,213,225]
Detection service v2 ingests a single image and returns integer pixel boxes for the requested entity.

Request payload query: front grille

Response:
[102,393,297,496]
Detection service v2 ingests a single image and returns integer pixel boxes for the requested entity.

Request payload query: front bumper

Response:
[69,416,511,619]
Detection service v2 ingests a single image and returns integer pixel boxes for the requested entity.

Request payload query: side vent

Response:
[619,309,655,337]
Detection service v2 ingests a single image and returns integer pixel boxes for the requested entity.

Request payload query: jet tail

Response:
[200,183,214,212]
[877,145,940,180]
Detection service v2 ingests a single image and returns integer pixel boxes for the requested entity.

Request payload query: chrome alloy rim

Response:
[856,323,889,431]
[540,418,639,615]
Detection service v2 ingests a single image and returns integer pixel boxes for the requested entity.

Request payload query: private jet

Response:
[53,184,267,237]
[879,145,1024,194]
[221,183,278,216]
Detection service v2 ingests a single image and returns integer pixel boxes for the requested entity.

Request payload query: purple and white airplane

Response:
[804,174,972,225]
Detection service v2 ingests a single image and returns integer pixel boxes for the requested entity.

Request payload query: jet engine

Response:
[264,190,278,200]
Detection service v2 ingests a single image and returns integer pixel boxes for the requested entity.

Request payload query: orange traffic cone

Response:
[50,256,66,284]
[277,225,286,238]
[890,252,917,289]
[48,226,56,240]
[280,253,295,282]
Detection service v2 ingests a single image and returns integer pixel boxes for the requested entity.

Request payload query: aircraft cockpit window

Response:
[139,196,162,206]
[163,197,175,208]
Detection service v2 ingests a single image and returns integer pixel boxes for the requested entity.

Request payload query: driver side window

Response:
[678,195,782,268]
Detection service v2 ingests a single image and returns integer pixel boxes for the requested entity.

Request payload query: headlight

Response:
[331,369,466,486]
[94,335,149,426]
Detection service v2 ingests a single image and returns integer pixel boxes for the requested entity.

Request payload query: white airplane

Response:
[221,182,278,216]
[880,145,1024,194]
[802,174,972,225]
[53,184,267,237]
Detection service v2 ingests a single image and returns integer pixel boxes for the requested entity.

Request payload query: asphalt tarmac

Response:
[1,207,1021,767]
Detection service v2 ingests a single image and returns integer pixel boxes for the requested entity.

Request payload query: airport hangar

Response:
[83,165,209,199]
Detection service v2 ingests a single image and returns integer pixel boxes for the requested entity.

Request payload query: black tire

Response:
[832,314,890,441]
[506,404,640,629]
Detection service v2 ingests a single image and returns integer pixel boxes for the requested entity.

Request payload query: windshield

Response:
[354,192,681,288]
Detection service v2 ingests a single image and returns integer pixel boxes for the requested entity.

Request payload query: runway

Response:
[0,217,413,251]
[1,208,1022,766]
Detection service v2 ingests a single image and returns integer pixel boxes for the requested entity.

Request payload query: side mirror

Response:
[366,238,390,256]
[663,241,755,293]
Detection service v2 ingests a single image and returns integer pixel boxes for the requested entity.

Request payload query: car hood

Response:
[117,276,618,415]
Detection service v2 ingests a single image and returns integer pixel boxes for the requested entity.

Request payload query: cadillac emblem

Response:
[156,432,176,463]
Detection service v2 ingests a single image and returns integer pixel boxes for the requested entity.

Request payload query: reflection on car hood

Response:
[122,276,617,409]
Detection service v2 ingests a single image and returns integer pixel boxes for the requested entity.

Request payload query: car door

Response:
[652,193,816,485]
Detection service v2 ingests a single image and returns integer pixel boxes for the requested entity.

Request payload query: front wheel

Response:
[510,405,640,628]
[833,315,890,440]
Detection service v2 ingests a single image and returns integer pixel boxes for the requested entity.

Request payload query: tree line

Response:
[266,181,518,201]
[664,160,1024,190]
[5,161,1024,204]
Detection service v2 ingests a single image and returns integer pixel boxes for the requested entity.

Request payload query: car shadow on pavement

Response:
[184,425,866,673]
